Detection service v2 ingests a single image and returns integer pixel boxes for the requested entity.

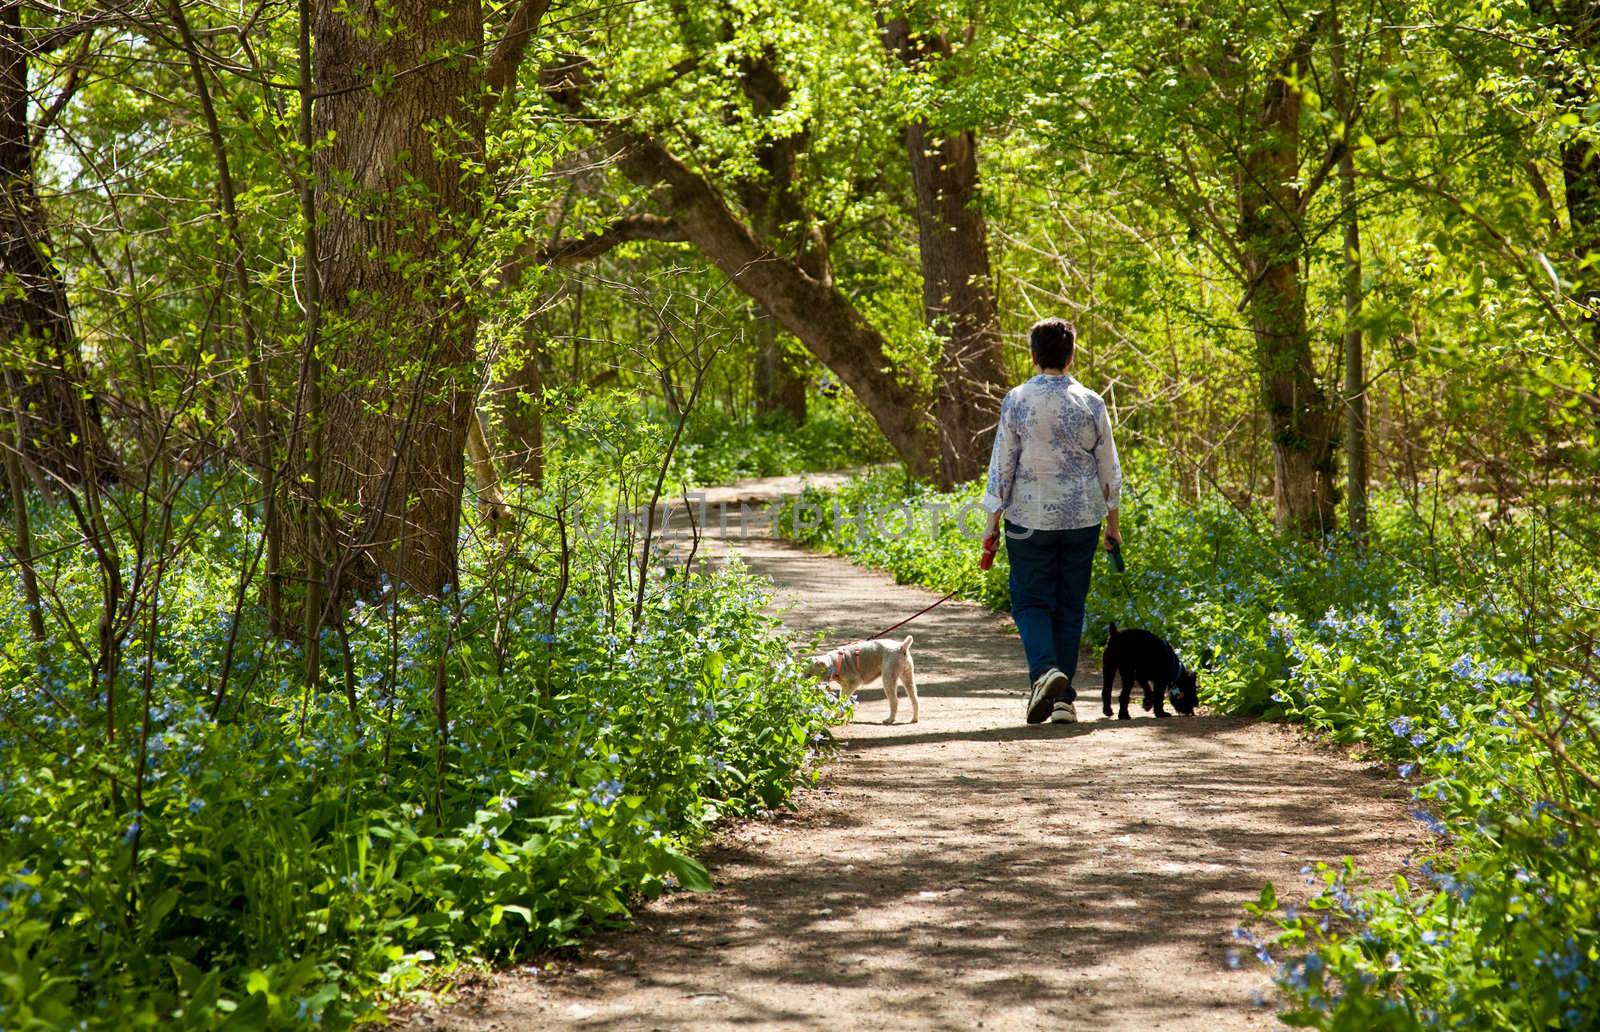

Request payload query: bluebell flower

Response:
[1410,808,1448,836]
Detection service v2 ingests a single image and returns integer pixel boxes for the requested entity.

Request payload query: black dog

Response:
[1102,623,1199,719]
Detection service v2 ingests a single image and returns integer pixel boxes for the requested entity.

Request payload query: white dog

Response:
[807,636,918,724]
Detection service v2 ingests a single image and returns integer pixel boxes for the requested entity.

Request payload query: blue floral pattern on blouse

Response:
[981,374,1122,531]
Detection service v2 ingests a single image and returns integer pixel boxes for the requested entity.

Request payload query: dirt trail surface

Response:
[421,474,1418,1031]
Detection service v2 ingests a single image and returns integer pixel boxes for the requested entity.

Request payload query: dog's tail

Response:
[899,635,913,652]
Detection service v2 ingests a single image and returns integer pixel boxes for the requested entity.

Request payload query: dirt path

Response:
[422,474,1418,1031]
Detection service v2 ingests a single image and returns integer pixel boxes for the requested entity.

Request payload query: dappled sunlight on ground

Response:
[420,481,1417,1031]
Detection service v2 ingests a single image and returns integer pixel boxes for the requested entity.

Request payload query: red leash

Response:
[865,587,960,641]
[861,533,997,640]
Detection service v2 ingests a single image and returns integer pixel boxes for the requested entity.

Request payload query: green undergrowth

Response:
[780,462,1600,1029]
[541,394,892,489]
[0,470,842,1029]
[670,406,893,486]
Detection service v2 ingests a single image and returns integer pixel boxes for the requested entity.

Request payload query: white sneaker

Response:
[1026,668,1069,724]
[1051,700,1078,724]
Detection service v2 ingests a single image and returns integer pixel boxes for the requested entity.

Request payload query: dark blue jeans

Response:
[1005,519,1100,699]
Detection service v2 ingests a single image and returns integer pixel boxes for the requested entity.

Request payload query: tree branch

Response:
[537,55,940,477]
[502,212,687,286]
[483,0,553,117]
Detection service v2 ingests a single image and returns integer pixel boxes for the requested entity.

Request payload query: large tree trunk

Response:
[308,0,484,594]
[1238,51,1338,536]
[879,17,1010,488]
[1,5,114,487]
[543,64,940,479]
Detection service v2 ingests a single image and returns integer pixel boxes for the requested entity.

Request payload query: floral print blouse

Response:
[981,374,1122,531]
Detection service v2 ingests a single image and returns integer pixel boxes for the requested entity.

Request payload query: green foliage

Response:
[679,409,890,485]
[784,461,1600,1029]
[635,404,889,487]
[781,468,1009,609]
[0,474,841,1029]
[10,0,1600,1028]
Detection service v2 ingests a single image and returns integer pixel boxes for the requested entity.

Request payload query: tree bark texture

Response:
[1,4,115,487]
[879,17,1009,487]
[1238,51,1338,536]
[309,0,484,594]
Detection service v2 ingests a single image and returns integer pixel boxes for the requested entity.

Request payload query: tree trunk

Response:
[752,323,806,424]
[1332,12,1368,542]
[1,5,114,487]
[307,0,484,594]
[879,17,1009,487]
[465,410,509,529]
[1238,51,1338,536]
[737,51,812,426]
[499,338,544,484]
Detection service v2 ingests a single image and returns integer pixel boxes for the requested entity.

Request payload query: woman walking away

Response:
[981,318,1122,725]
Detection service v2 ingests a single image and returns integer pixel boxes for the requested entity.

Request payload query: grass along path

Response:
[418,475,1419,1031]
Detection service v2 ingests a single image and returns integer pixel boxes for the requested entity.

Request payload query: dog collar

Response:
[824,645,862,681]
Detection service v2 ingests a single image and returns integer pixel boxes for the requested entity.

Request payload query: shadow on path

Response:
[422,478,1418,1032]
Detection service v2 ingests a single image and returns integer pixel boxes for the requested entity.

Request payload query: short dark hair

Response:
[1029,318,1076,369]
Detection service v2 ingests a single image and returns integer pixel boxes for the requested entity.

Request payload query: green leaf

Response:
[659,849,714,892]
